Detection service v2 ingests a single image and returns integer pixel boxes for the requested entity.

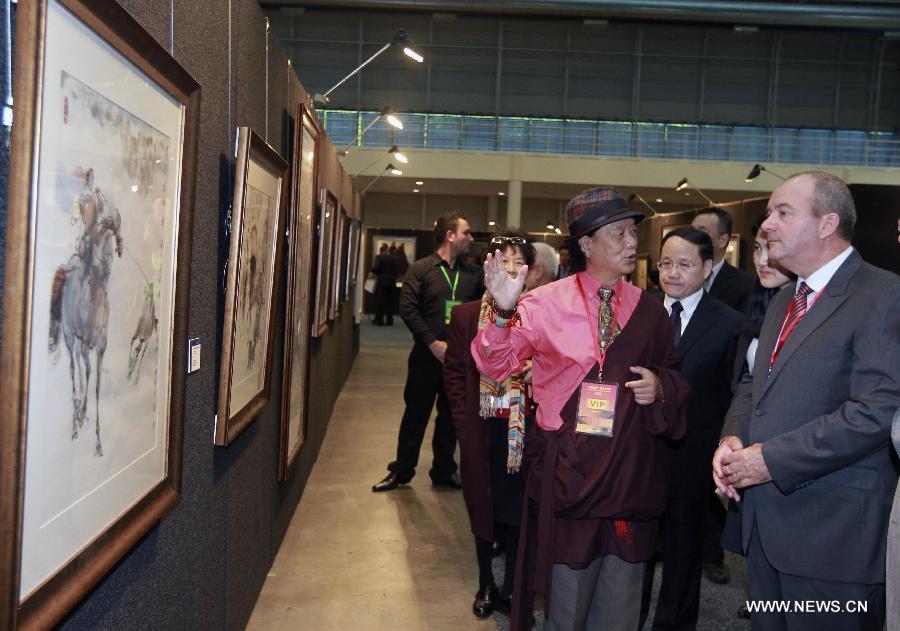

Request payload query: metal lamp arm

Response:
[341,115,382,154]
[319,42,391,102]
[360,172,385,196]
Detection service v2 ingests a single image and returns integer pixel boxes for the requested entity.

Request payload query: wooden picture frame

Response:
[633,254,650,289]
[0,0,200,627]
[330,206,347,318]
[279,104,318,480]
[345,218,361,302]
[312,189,337,336]
[725,233,741,268]
[215,127,288,446]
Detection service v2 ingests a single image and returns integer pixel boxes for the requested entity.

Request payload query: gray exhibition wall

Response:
[0,0,359,629]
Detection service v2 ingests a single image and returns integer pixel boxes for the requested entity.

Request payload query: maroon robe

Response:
[511,292,690,630]
[444,299,512,542]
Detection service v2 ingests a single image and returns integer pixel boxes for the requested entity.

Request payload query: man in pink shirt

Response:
[472,187,690,631]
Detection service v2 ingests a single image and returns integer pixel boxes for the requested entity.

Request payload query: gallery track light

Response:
[313,29,424,106]
[339,106,403,156]
[745,163,786,182]
[674,177,716,206]
[627,192,658,215]
[360,163,402,196]
[388,145,408,164]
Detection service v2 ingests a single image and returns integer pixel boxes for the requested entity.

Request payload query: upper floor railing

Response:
[320,110,900,168]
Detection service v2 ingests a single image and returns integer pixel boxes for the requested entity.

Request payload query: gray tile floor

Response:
[247,320,752,630]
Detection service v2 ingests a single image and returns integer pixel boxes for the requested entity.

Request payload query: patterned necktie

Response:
[670,300,684,346]
[770,281,813,368]
[597,287,620,354]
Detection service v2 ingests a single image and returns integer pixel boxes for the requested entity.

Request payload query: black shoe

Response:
[473,585,498,619]
[431,471,462,490]
[703,562,730,585]
[372,472,411,492]
[737,602,750,619]
[493,593,512,616]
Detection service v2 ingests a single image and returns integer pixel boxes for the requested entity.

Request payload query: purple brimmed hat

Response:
[565,187,645,238]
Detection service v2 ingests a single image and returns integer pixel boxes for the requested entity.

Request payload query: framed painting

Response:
[0,0,200,627]
[345,218,361,302]
[633,254,650,289]
[312,189,337,336]
[330,206,347,318]
[215,128,288,446]
[725,233,741,268]
[279,103,318,480]
[660,223,690,240]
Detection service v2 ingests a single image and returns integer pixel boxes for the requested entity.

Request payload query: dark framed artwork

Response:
[335,206,352,308]
[330,206,346,318]
[279,104,318,479]
[345,218,361,302]
[312,189,337,336]
[633,254,650,289]
[215,127,288,446]
[0,0,200,627]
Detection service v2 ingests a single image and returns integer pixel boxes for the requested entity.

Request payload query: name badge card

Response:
[575,380,618,437]
[445,299,462,324]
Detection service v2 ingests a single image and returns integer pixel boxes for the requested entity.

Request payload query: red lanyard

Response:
[576,274,620,381]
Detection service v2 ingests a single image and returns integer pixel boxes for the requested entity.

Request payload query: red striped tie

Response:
[770,281,813,369]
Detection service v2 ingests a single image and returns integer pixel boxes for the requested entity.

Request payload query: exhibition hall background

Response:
[0,0,359,629]
[1,1,899,630]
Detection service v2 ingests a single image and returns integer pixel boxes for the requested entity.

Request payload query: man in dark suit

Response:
[372,243,400,325]
[714,172,900,631]
[645,227,745,630]
[691,205,754,584]
[692,207,754,314]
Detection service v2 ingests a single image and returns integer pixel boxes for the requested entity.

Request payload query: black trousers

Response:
[702,493,726,565]
[374,284,395,325]
[651,497,706,631]
[746,524,886,631]
[387,343,457,480]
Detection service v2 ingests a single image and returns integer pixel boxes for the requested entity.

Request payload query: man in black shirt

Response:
[373,213,482,492]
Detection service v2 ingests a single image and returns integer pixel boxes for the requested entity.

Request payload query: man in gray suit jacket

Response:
[888,407,900,630]
[712,172,900,631]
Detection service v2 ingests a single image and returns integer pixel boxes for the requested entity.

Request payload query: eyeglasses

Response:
[657,260,700,272]
[490,236,527,247]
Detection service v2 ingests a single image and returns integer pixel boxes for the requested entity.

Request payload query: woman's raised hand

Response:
[483,249,527,310]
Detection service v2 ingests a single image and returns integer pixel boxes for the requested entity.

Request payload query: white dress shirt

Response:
[797,245,854,309]
[664,287,705,337]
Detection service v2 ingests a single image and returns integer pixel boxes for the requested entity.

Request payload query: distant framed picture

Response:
[331,207,347,318]
[633,254,650,289]
[312,189,337,336]
[345,219,362,301]
[279,104,318,479]
[0,0,200,627]
[725,233,741,268]
[660,223,690,240]
[216,128,288,446]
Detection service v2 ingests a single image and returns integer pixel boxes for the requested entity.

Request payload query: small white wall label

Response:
[188,338,201,373]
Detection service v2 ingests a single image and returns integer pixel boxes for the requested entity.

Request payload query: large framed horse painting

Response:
[215,127,288,446]
[0,0,199,627]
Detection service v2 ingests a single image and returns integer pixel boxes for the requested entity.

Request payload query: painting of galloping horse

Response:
[18,66,177,590]
[49,168,124,456]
